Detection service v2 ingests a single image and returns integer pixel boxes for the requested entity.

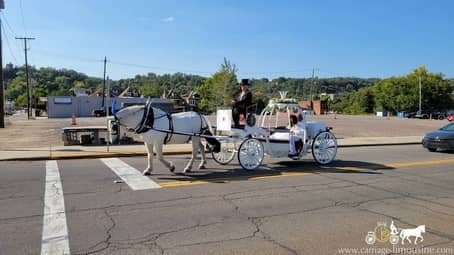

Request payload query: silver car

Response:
[422,123,454,152]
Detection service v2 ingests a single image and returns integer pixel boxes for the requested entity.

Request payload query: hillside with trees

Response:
[331,67,454,114]
[3,61,453,114]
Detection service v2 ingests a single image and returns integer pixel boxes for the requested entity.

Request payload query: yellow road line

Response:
[385,159,454,168]
[160,172,314,188]
[158,158,454,188]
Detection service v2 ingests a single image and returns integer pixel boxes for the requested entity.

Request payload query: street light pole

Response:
[101,56,106,108]
[311,68,315,102]
[419,76,422,113]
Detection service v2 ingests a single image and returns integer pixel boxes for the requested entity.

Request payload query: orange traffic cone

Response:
[71,114,77,125]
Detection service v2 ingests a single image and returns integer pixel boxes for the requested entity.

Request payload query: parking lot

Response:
[1,112,448,149]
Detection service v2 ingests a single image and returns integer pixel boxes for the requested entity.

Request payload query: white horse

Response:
[400,225,425,244]
[114,104,216,175]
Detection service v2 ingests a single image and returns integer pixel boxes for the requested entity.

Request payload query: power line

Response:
[6,45,358,79]
[0,13,23,56]
[1,13,17,37]
[1,22,18,64]
[108,60,213,75]
[32,48,103,63]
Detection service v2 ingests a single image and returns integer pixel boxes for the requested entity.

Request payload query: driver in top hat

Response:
[231,79,253,128]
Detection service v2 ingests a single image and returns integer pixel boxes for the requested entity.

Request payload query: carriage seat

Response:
[266,125,309,144]
[268,131,290,141]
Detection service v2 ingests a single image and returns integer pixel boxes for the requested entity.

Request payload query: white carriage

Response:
[212,97,338,170]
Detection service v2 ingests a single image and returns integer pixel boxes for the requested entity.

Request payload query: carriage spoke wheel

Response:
[212,142,236,165]
[238,138,264,170]
[312,131,337,165]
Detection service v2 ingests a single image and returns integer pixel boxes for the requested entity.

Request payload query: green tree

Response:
[373,66,453,113]
[196,58,238,112]
[141,81,163,97]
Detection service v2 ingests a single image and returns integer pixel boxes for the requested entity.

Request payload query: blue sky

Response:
[2,0,454,79]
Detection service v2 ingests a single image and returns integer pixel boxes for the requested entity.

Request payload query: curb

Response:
[0,142,421,162]
[338,141,421,148]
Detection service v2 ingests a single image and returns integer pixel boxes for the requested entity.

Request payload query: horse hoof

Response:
[169,165,175,173]
[143,170,152,176]
[199,165,206,170]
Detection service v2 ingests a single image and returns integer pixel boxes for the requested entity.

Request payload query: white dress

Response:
[289,122,307,155]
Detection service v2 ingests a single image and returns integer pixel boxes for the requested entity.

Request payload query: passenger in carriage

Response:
[231,79,253,128]
[288,114,306,158]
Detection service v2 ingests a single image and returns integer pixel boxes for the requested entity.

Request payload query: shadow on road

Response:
[155,159,393,184]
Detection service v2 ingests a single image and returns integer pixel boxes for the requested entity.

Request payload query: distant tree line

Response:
[3,61,453,114]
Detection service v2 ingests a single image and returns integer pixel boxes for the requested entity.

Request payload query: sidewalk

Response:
[0,136,422,161]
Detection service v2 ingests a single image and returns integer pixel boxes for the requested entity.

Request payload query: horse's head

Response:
[419,225,426,233]
[114,105,145,129]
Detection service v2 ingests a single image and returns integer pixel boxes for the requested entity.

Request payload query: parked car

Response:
[430,112,447,120]
[422,122,454,152]
[407,111,429,119]
[408,111,446,120]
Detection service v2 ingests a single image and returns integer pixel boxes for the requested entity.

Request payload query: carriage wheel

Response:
[212,143,236,165]
[312,131,337,165]
[238,138,264,170]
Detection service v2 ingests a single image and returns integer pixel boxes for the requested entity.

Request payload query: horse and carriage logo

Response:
[365,221,425,245]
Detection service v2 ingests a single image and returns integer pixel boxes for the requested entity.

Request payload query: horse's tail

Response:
[201,115,220,153]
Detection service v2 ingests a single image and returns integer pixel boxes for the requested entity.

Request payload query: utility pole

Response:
[419,76,422,113]
[105,76,110,152]
[311,68,315,102]
[0,0,5,128]
[16,36,35,120]
[310,68,318,106]
[101,56,107,108]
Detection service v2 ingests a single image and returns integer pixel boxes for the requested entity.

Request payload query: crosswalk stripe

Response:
[42,160,70,255]
[100,158,161,190]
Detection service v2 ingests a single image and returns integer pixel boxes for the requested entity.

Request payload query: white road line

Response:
[42,160,70,255]
[100,158,161,190]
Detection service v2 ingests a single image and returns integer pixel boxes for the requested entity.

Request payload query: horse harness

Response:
[133,102,174,144]
[133,101,208,144]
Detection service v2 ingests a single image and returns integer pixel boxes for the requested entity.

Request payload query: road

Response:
[0,145,453,255]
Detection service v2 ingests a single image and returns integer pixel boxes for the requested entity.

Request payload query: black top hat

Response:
[239,79,250,86]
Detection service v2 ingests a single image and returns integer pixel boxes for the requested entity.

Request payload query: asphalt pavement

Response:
[0,145,453,254]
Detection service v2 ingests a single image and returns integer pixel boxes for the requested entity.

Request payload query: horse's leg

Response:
[155,142,175,173]
[198,140,207,170]
[415,234,422,244]
[143,142,154,175]
[183,137,198,173]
